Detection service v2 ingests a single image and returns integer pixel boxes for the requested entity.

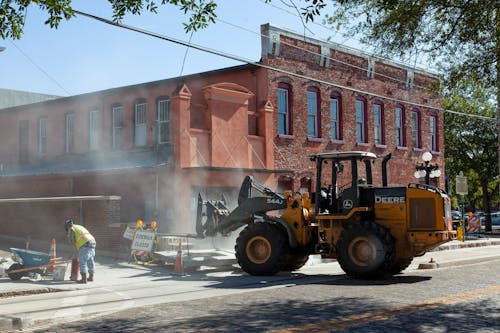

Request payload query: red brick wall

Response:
[260,25,444,191]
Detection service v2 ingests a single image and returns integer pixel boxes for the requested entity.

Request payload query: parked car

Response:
[451,210,463,221]
[480,211,500,225]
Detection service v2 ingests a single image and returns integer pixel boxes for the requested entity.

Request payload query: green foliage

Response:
[443,80,498,210]
[0,0,217,40]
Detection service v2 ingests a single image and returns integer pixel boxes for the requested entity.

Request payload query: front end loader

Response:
[196,151,457,279]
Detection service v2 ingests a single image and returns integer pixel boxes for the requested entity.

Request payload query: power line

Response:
[9,41,71,96]
[257,0,435,71]
[215,16,432,91]
[73,10,494,122]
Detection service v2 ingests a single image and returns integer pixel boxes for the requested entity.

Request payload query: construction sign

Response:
[130,229,156,257]
[122,226,135,240]
[466,216,480,233]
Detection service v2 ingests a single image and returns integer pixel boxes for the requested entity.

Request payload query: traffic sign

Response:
[455,171,468,195]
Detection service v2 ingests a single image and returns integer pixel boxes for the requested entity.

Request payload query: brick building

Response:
[0,23,443,252]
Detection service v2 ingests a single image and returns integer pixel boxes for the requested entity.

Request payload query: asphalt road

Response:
[21,257,500,333]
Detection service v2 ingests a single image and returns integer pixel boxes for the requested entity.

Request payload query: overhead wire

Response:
[258,0,436,71]
[215,16,432,91]
[8,41,72,96]
[73,9,495,122]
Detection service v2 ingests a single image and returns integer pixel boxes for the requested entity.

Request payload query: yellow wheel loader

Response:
[196,151,456,279]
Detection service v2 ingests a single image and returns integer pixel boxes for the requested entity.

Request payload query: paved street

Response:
[24,256,500,333]
[1,235,500,333]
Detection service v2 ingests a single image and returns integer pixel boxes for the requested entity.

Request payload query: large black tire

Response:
[235,223,289,276]
[7,263,24,280]
[336,221,395,279]
[388,258,413,275]
[282,254,309,271]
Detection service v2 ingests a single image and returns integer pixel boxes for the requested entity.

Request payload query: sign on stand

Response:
[123,226,135,240]
[131,229,157,257]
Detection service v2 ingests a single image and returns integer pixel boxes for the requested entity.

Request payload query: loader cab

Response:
[310,151,378,215]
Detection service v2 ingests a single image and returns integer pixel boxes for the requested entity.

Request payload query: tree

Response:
[303,0,499,217]
[443,80,498,232]
[0,0,217,40]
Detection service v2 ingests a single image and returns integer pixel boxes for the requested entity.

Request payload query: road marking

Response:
[269,285,500,333]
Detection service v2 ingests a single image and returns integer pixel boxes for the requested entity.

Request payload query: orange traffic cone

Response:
[70,257,80,281]
[46,238,56,274]
[174,240,184,274]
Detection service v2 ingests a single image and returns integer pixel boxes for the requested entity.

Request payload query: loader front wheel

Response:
[235,223,288,276]
[283,254,309,271]
[388,258,413,274]
[336,221,394,279]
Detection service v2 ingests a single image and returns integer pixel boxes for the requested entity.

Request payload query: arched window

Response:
[134,100,147,147]
[157,97,170,144]
[395,105,406,147]
[355,96,367,143]
[430,112,439,152]
[277,175,293,193]
[373,100,384,145]
[330,92,342,141]
[411,108,421,149]
[307,86,321,138]
[277,83,292,136]
[300,177,312,194]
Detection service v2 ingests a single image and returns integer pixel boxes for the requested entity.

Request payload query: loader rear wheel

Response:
[235,223,288,276]
[7,263,24,280]
[336,221,394,279]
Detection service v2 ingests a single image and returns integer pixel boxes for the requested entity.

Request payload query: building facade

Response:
[0,24,444,250]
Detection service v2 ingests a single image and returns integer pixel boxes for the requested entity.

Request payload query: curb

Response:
[434,239,500,251]
[0,316,23,332]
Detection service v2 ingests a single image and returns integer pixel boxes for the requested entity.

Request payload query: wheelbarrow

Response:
[7,247,61,280]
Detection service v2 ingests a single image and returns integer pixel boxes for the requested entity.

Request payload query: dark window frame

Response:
[355,96,368,143]
[277,82,293,136]
[330,91,343,141]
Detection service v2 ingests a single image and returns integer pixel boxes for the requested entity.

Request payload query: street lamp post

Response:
[414,151,441,185]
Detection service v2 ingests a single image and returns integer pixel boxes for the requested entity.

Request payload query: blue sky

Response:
[0,0,368,97]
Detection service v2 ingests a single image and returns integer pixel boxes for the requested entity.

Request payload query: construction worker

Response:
[65,219,96,284]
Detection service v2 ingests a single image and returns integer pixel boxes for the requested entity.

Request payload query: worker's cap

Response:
[64,219,74,228]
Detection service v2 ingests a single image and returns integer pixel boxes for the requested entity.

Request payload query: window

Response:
[112,106,123,149]
[157,99,170,144]
[65,113,74,153]
[307,87,320,138]
[89,110,100,151]
[38,117,47,157]
[430,114,438,152]
[395,106,405,147]
[411,110,421,148]
[355,97,367,143]
[300,177,312,194]
[277,83,292,135]
[330,93,342,141]
[135,102,147,146]
[373,101,384,145]
[277,176,293,193]
[19,120,29,164]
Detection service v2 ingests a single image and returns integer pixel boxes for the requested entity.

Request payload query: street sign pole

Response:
[456,172,468,242]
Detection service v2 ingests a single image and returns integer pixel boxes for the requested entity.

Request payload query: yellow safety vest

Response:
[71,225,96,250]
